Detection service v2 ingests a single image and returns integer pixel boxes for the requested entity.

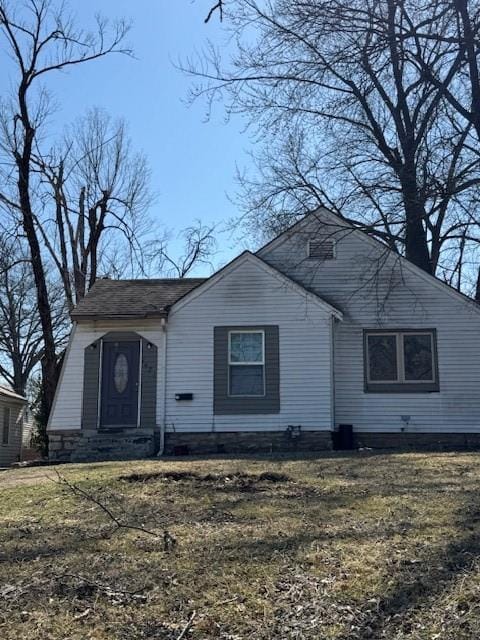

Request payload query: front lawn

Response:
[1,452,480,639]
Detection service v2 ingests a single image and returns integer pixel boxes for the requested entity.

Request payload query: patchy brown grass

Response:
[1,452,480,639]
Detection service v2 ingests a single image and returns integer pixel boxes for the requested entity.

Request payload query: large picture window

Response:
[365,330,439,392]
[228,330,265,396]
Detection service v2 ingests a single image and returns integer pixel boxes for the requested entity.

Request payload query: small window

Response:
[228,331,265,396]
[308,237,335,260]
[2,407,10,444]
[365,330,438,392]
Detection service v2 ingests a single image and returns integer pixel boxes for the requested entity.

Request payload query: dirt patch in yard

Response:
[120,469,291,492]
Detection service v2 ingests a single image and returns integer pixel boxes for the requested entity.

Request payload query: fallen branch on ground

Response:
[51,469,177,551]
[57,572,148,598]
[176,611,197,640]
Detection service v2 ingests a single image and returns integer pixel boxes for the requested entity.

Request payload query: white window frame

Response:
[307,237,336,260]
[366,330,436,386]
[228,330,266,397]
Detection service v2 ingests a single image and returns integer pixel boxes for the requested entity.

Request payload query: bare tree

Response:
[150,220,217,277]
[0,236,66,396]
[184,0,480,289]
[411,0,480,145]
[205,1,224,23]
[0,0,131,417]
[34,108,151,312]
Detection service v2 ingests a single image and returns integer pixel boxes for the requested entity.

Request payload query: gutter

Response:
[71,312,168,322]
[157,317,168,457]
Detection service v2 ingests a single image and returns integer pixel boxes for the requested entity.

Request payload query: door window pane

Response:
[113,353,129,394]
[367,334,398,381]
[229,365,264,396]
[404,334,433,381]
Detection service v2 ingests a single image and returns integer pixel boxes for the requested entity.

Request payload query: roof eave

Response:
[71,312,168,322]
[0,392,28,403]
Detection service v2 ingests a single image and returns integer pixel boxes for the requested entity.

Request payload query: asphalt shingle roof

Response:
[71,278,207,320]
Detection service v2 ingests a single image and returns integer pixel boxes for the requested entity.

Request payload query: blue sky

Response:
[7,1,252,272]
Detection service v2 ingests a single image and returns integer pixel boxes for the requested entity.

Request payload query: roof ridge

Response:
[95,277,207,283]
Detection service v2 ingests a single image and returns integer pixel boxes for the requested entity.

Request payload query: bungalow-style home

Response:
[0,386,29,467]
[48,208,480,462]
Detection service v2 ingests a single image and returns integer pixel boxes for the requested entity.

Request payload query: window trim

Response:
[213,325,280,415]
[307,237,336,260]
[228,329,266,397]
[2,406,10,445]
[364,329,439,393]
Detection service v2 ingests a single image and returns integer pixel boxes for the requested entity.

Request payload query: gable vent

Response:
[308,237,335,260]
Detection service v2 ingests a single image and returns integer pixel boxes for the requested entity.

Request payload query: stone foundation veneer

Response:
[48,429,480,462]
[353,431,480,450]
[163,430,333,455]
[48,429,333,461]
[49,431,82,462]
[48,429,156,463]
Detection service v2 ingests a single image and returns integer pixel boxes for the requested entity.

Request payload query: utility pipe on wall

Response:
[157,317,168,457]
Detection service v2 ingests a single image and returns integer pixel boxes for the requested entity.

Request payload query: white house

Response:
[47,209,480,461]
[0,386,29,467]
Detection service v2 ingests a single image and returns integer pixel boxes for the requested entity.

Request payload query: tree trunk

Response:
[17,83,58,421]
[400,167,432,274]
[475,266,480,303]
[18,165,58,413]
[455,0,480,142]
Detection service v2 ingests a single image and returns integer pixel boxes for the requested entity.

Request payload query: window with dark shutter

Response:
[308,237,335,260]
[214,325,280,414]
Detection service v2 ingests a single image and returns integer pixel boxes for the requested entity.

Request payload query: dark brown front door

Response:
[100,341,140,427]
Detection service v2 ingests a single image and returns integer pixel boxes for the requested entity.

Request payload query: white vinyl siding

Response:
[259,209,480,434]
[0,399,24,466]
[165,256,334,432]
[48,319,165,432]
[3,406,10,444]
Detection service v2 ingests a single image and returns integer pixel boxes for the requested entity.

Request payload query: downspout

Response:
[330,316,336,433]
[157,316,168,457]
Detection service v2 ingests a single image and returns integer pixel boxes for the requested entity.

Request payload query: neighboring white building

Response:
[0,386,29,467]
[47,209,480,461]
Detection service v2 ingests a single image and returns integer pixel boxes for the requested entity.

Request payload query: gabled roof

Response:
[257,207,480,315]
[71,278,207,321]
[0,386,27,403]
[170,251,343,319]
[71,251,343,323]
